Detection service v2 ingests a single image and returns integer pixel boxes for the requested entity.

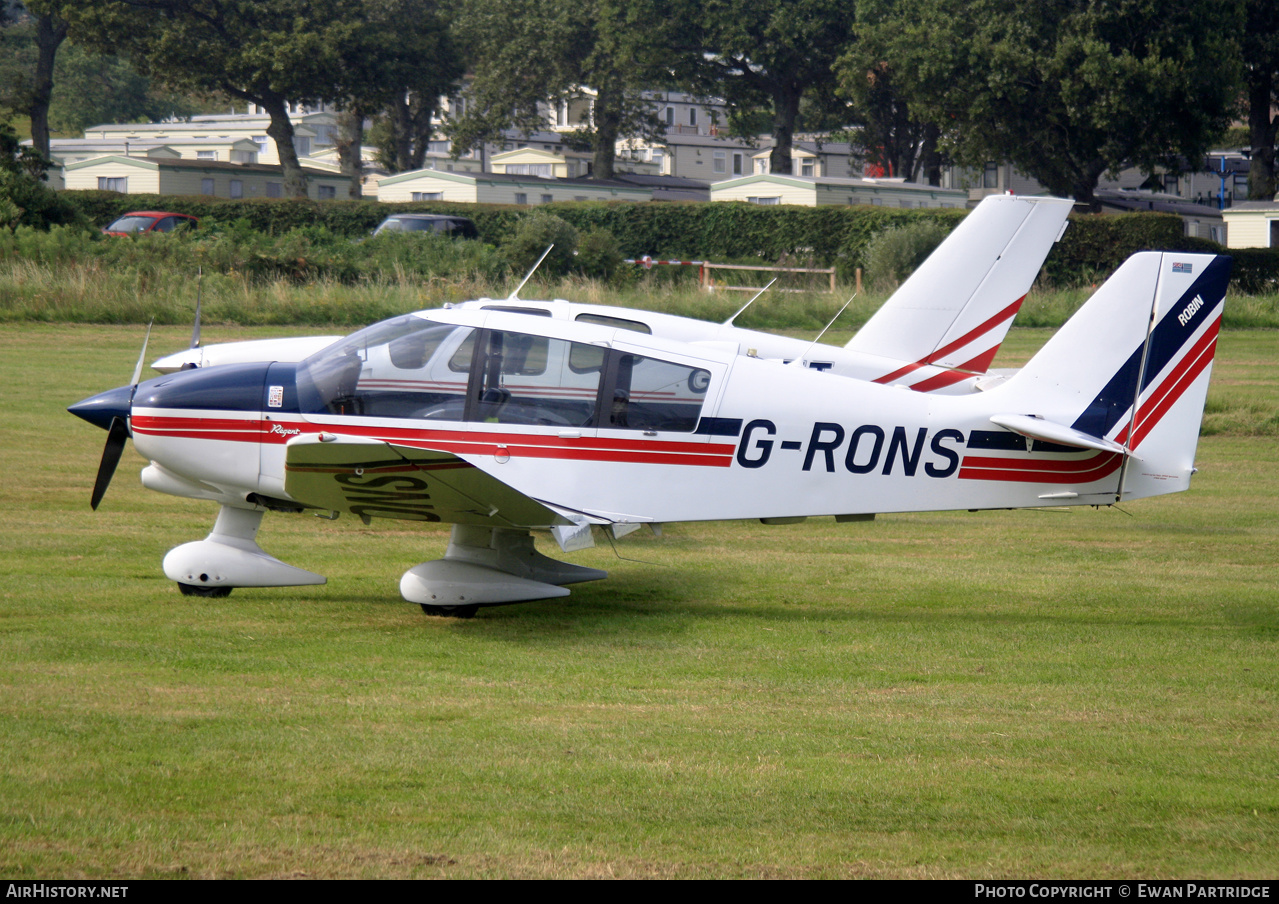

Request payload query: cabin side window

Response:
[601,352,710,433]
[466,331,599,426]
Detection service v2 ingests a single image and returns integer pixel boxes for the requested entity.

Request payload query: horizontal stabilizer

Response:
[989,414,1131,457]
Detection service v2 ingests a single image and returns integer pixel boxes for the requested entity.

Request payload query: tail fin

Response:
[995,251,1230,501]
[848,194,1074,389]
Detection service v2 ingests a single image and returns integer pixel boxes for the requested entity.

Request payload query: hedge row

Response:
[1223,248,1279,294]
[60,190,970,271]
[56,190,1279,290]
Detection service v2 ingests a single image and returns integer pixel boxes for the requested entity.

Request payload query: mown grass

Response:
[1,324,1276,878]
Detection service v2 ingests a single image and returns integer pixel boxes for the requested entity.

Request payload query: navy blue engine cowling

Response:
[132,362,273,413]
[71,362,303,433]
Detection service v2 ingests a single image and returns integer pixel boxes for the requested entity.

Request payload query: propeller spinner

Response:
[68,323,152,509]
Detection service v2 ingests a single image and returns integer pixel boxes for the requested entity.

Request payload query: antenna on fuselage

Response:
[508,245,554,301]
[722,277,777,326]
[787,294,857,368]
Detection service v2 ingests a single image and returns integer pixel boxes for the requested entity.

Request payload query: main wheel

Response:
[178,582,232,598]
[419,603,479,619]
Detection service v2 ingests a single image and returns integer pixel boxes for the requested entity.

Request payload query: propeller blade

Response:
[83,324,152,509]
[90,416,129,510]
[130,320,153,388]
[190,268,202,349]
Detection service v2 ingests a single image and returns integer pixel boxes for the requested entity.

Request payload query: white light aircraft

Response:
[70,249,1229,617]
[152,194,1074,394]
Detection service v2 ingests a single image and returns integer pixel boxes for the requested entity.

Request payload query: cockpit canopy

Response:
[296,315,713,432]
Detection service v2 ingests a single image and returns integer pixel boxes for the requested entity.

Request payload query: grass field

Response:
[1,323,1276,878]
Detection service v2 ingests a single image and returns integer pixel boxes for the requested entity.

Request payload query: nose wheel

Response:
[420,603,479,619]
[178,582,233,598]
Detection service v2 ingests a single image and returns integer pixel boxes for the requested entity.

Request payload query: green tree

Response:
[1,3,217,145]
[838,62,942,184]
[47,43,213,135]
[0,116,80,226]
[367,91,442,175]
[681,0,855,176]
[1243,0,1279,200]
[62,0,439,198]
[853,0,1243,210]
[330,0,462,196]
[449,0,673,180]
[1,2,69,163]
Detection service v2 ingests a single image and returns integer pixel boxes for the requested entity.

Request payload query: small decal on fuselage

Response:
[268,385,284,408]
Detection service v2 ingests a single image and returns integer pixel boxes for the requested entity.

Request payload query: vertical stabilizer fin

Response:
[997,252,1229,502]
[849,194,1074,384]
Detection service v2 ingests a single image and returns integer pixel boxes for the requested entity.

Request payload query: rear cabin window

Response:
[448,330,548,376]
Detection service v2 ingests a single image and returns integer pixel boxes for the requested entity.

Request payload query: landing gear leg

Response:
[163,504,326,595]
[402,525,608,614]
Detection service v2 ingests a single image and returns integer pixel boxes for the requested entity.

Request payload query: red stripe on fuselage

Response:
[130,412,737,467]
[958,450,1123,483]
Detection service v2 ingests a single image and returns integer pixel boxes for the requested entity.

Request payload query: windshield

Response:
[296,315,466,417]
[375,217,435,234]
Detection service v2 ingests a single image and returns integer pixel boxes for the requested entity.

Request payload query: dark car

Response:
[371,214,480,240]
[103,211,199,236]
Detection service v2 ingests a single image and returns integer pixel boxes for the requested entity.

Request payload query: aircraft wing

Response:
[282,434,571,529]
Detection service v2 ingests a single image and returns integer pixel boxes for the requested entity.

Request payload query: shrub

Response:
[1228,248,1279,295]
[862,219,951,289]
[0,171,86,230]
[574,227,623,281]
[54,190,1262,290]
[503,210,578,279]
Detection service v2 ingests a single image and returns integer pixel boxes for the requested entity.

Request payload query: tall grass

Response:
[2,222,1278,329]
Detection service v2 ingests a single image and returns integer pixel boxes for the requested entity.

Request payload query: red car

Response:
[103,211,199,236]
